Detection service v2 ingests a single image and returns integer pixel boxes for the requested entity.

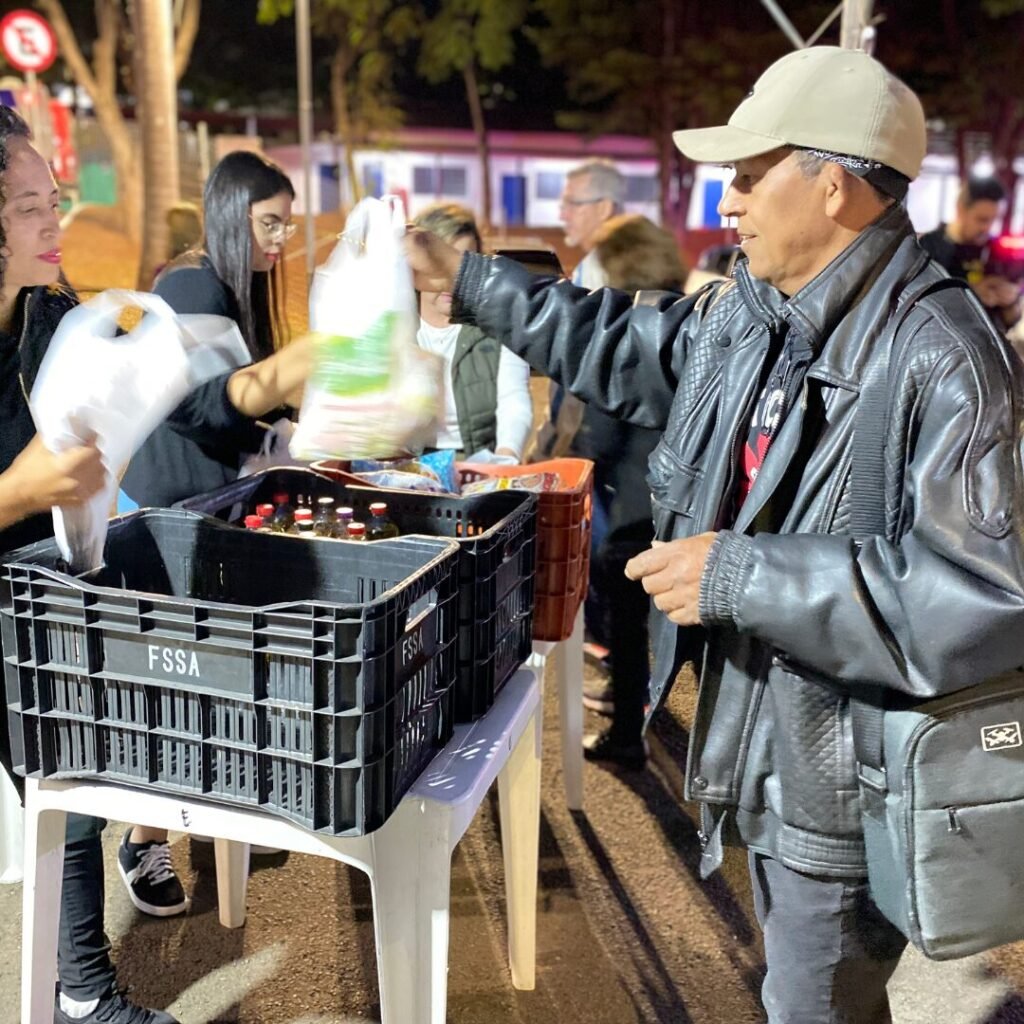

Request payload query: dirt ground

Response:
[1,207,1023,1023]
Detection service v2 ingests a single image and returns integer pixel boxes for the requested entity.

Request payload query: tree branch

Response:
[34,0,101,99]
[92,0,122,100]
[173,0,201,81]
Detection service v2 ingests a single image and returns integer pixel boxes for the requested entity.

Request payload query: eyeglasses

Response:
[251,216,298,243]
[559,196,607,209]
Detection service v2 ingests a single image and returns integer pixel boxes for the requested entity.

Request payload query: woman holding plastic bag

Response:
[0,105,179,1024]
[410,203,532,464]
[121,151,306,509]
[117,152,315,922]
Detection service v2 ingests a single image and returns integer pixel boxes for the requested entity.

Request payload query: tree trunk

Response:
[330,45,362,206]
[462,62,492,233]
[659,0,678,230]
[35,0,142,239]
[132,0,180,289]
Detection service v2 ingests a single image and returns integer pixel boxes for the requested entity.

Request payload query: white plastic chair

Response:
[20,667,542,1024]
[529,605,584,810]
[1,768,24,884]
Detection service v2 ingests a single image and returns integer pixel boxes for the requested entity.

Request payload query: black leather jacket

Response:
[452,205,1024,876]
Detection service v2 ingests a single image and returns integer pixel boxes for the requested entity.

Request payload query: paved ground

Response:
[2,661,1024,1023]
[1,208,1023,1022]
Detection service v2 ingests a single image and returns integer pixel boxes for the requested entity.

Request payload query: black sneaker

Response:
[117,829,189,917]
[582,677,615,715]
[54,986,179,1024]
[583,728,648,770]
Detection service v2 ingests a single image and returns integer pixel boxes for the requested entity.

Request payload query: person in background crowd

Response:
[412,202,532,462]
[151,201,203,282]
[532,159,629,464]
[406,46,1024,1023]
[118,151,309,921]
[0,103,178,1024]
[918,176,1022,331]
[576,214,686,768]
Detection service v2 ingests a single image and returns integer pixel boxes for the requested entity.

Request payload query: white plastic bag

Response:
[30,290,251,570]
[238,417,309,478]
[290,195,443,460]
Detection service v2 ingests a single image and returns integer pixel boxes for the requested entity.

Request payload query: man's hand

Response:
[4,436,106,515]
[403,229,464,294]
[624,532,718,626]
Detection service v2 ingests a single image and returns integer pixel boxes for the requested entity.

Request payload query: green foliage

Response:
[417,0,529,84]
[258,0,417,141]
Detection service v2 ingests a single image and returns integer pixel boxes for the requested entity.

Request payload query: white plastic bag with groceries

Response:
[290,195,443,460]
[29,290,250,570]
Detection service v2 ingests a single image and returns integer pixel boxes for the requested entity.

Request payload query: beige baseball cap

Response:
[672,46,927,183]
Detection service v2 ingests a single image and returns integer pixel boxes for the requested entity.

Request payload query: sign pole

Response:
[296,0,316,283]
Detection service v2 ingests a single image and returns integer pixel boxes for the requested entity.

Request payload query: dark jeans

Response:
[749,852,908,1024]
[588,518,654,743]
[59,815,115,1001]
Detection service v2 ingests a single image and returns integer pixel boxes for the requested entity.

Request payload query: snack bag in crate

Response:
[290,196,443,460]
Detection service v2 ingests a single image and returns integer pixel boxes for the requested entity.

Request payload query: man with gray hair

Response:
[408,45,1024,1022]
[559,158,625,289]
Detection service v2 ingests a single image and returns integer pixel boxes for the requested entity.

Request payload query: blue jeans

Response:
[59,815,115,1000]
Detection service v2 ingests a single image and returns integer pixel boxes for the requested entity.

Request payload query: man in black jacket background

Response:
[406,46,1024,1024]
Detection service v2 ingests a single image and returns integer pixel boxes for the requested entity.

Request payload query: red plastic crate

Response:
[457,459,592,642]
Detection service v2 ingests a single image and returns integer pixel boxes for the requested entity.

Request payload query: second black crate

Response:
[176,467,538,720]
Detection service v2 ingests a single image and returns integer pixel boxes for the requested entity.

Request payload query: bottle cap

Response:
[347,522,366,538]
[255,504,274,518]
[317,496,335,506]
[272,492,290,505]
[336,506,354,519]
[294,509,313,522]
[244,515,264,529]
[369,502,388,515]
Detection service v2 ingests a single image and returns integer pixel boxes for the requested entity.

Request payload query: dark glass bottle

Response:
[365,501,400,540]
[269,492,294,533]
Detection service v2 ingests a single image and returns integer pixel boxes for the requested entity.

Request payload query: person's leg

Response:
[58,814,179,1023]
[58,815,114,1002]
[749,851,907,1024]
[583,523,652,768]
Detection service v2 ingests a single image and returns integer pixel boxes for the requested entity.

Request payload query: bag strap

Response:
[849,275,970,779]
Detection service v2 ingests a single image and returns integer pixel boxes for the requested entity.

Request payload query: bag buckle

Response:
[857,762,888,793]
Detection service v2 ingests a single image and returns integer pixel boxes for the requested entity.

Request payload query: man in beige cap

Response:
[407,46,1024,1022]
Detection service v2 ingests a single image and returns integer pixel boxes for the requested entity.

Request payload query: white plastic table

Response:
[529,605,584,811]
[19,667,542,1024]
[0,768,24,884]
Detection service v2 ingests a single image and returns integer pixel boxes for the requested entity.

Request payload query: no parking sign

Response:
[0,9,57,75]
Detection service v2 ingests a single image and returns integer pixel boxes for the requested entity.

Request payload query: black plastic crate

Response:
[176,467,537,721]
[1,509,460,835]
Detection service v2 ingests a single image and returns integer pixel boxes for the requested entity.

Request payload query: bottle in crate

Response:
[244,514,264,531]
[255,502,275,524]
[313,496,336,537]
[347,521,366,540]
[294,508,314,536]
[269,492,294,533]
[366,501,400,540]
[336,506,354,537]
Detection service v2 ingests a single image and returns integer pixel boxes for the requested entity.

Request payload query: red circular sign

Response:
[0,10,57,74]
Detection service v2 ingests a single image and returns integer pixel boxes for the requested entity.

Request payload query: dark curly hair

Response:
[0,105,32,291]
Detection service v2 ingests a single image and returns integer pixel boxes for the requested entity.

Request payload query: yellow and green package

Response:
[290,196,443,459]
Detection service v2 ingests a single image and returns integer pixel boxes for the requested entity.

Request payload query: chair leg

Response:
[22,801,67,1024]
[365,801,452,1024]
[214,839,250,928]
[554,606,585,810]
[497,704,542,990]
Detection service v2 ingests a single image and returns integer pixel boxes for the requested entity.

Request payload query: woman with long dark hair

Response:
[117,153,313,920]
[0,104,180,1024]
[121,150,298,507]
